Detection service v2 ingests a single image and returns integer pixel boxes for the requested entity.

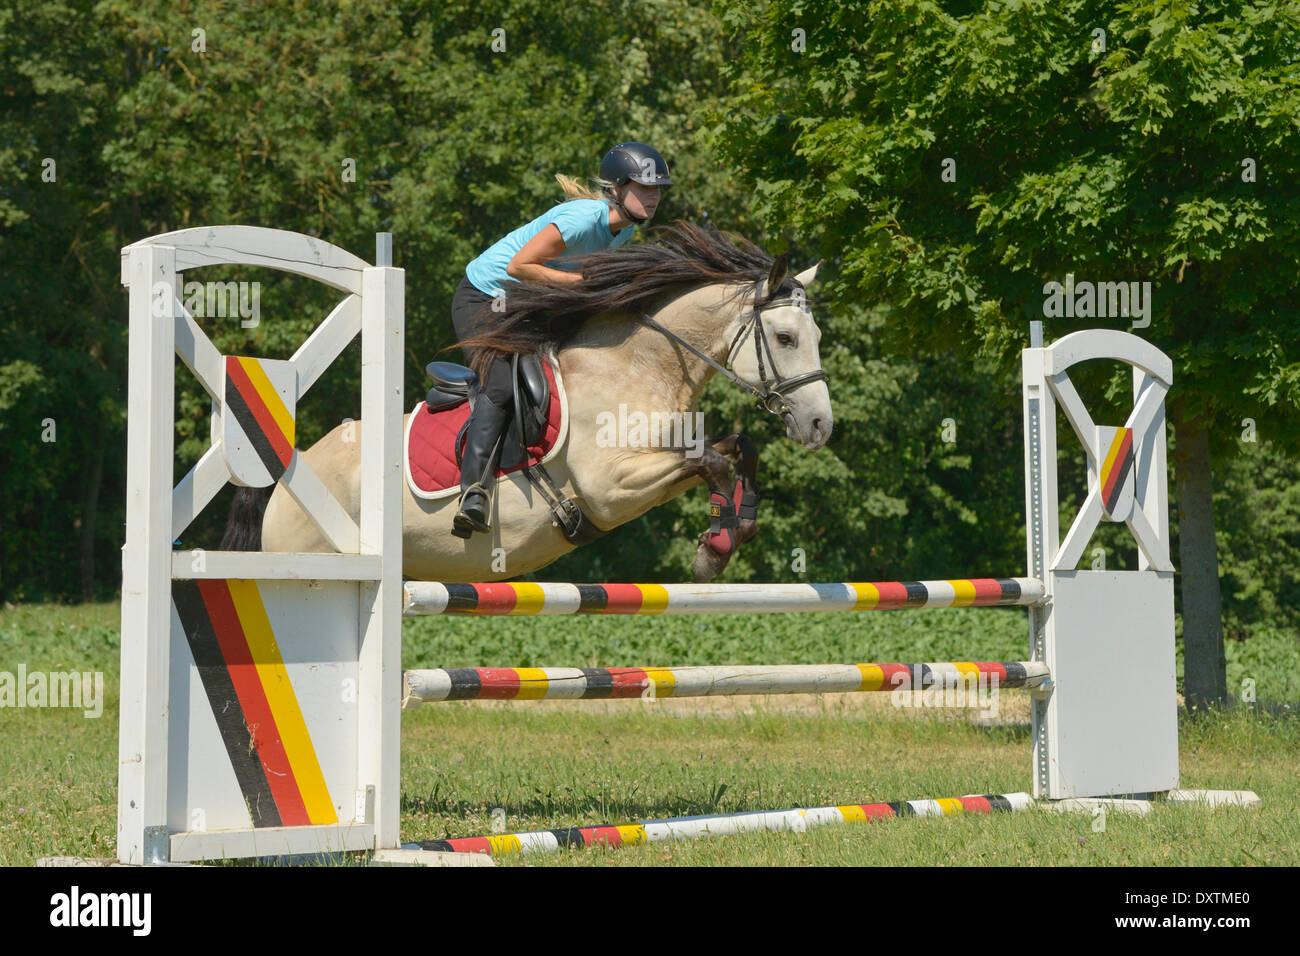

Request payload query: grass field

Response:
[2,600,1296,866]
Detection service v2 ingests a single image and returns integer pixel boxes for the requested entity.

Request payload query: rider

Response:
[449,142,673,538]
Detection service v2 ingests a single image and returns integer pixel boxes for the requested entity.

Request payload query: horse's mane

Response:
[457,220,778,379]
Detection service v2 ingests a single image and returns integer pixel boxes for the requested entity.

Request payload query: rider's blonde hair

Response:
[555,173,615,201]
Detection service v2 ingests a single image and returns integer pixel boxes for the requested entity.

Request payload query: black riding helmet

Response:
[600,142,673,187]
[601,143,671,225]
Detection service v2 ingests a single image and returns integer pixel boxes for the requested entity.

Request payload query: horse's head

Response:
[727,255,834,450]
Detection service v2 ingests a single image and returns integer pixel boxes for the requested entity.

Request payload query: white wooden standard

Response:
[1023,327,1179,800]
[117,227,404,864]
[117,225,372,295]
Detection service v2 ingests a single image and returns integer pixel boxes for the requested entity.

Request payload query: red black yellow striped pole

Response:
[402,579,1045,616]
[414,793,1035,857]
[402,661,1050,704]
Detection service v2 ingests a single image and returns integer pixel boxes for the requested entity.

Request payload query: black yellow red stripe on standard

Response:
[401,661,1050,704]
[415,793,1034,857]
[172,579,336,829]
[1099,426,1135,516]
[224,356,295,481]
[402,579,1045,617]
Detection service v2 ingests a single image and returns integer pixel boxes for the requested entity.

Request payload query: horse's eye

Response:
[777,332,794,346]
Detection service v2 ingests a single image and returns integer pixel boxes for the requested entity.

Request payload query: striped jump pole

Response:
[402,579,1045,616]
[402,661,1050,704]
[414,792,1036,858]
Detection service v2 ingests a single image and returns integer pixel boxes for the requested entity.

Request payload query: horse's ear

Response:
[793,259,822,289]
[760,253,789,300]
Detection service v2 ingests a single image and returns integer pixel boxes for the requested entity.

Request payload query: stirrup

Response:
[451,483,492,538]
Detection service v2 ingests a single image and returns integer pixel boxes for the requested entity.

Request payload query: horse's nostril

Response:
[812,418,823,433]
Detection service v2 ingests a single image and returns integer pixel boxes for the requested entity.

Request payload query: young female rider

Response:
[449,142,673,538]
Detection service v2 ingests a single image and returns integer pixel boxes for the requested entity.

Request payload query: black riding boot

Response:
[452,392,511,538]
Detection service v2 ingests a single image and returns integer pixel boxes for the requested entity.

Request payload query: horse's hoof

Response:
[693,537,729,583]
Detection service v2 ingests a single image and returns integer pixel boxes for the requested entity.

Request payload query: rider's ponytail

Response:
[555,173,606,201]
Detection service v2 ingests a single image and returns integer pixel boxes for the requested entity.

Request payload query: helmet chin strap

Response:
[609,190,649,225]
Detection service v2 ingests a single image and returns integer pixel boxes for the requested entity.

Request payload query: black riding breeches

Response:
[451,276,514,406]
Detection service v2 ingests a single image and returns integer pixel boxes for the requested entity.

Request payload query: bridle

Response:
[638,287,830,418]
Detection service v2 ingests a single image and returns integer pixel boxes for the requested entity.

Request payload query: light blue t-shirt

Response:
[465,199,635,296]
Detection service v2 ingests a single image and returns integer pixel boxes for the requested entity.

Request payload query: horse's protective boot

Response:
[452,391,511,539]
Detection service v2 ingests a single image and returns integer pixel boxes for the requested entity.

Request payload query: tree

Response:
[0,0,780,596]
[708,0,1300,708]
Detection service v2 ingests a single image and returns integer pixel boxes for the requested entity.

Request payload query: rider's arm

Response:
[507,225,584,286]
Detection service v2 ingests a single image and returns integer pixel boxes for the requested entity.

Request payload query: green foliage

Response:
[706,0,1300,630]
[708,0,1300,445]
[402,603,1032,670]
[1212,441,1300,638]
[1,0,1297,644]
[0,0,1034,596]
[0,1,126,600]
[0,0,757,597]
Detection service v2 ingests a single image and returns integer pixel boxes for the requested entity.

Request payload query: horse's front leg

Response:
[679,435,760,583]
[706,434,760,546]
[679,445,739,583]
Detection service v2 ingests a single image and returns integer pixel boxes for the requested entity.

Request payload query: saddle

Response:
[425,354,550,470]
[423,354,605,544]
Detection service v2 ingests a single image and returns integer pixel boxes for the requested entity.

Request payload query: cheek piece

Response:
[637,293,830,420]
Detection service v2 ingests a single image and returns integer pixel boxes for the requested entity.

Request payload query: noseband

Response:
[639,292,830,419]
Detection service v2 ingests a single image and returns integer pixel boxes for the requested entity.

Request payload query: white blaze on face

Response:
[730,299,833,450]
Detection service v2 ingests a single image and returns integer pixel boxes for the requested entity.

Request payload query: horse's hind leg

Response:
[261,423,362,553]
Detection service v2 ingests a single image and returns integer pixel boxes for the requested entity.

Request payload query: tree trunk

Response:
[1172,399,1227,710]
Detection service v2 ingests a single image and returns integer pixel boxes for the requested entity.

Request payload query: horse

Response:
[238,222,833,583]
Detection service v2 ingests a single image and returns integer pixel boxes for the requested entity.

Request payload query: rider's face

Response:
[621,182,661,220]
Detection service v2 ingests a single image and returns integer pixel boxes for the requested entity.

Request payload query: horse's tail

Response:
[220,486,274,551]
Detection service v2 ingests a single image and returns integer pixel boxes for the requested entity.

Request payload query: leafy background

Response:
[1,0,1296,652]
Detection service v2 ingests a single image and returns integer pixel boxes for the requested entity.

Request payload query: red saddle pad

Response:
[405,358,563,496]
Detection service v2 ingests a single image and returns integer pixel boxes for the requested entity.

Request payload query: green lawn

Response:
[2,601,1295,866]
